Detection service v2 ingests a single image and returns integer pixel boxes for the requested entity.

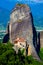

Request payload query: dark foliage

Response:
[0,42,43,65]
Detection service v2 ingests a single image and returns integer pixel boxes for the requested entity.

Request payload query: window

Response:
[20,43,24,47]
[20,43,22,45]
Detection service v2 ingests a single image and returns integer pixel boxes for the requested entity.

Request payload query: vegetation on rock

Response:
[0,41,43,65]
[39,48,43,60]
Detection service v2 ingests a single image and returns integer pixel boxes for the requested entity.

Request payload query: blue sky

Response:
[0,0,43,30]
[0,0,43,11]
[30,0,43,3]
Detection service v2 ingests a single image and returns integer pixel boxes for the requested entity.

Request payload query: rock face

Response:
[40,31,43,48]
[9,4,40,61]
[10,4,33,44]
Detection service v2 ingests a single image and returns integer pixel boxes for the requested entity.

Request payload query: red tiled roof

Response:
[14,38,26,43]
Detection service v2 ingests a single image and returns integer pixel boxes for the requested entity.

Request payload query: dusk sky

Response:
[0,0,43,30]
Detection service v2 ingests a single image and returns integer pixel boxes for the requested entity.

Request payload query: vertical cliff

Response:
[40,31,43,48]
[9,4,40,61]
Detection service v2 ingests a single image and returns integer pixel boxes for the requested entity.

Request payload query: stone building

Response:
[7,4,40,61]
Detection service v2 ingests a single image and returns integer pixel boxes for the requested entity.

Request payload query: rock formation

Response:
[8,4,40,61]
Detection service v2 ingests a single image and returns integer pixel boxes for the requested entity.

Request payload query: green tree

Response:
[0,41,43,65]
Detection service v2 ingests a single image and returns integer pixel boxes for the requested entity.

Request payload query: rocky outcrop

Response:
[9,4,40,61]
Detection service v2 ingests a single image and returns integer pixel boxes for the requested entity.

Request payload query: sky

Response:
[30,0,43,3]
[0,0,43,30]
[0,0,43,11]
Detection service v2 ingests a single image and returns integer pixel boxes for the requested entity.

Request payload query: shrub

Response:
[39,48,43,60]
[0,42,43,65]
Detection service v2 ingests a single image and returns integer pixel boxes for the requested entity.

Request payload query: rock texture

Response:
[40,31,43,48]
[9,4,40,61]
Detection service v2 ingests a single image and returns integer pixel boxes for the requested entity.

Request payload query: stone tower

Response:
[9,4,40,61]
